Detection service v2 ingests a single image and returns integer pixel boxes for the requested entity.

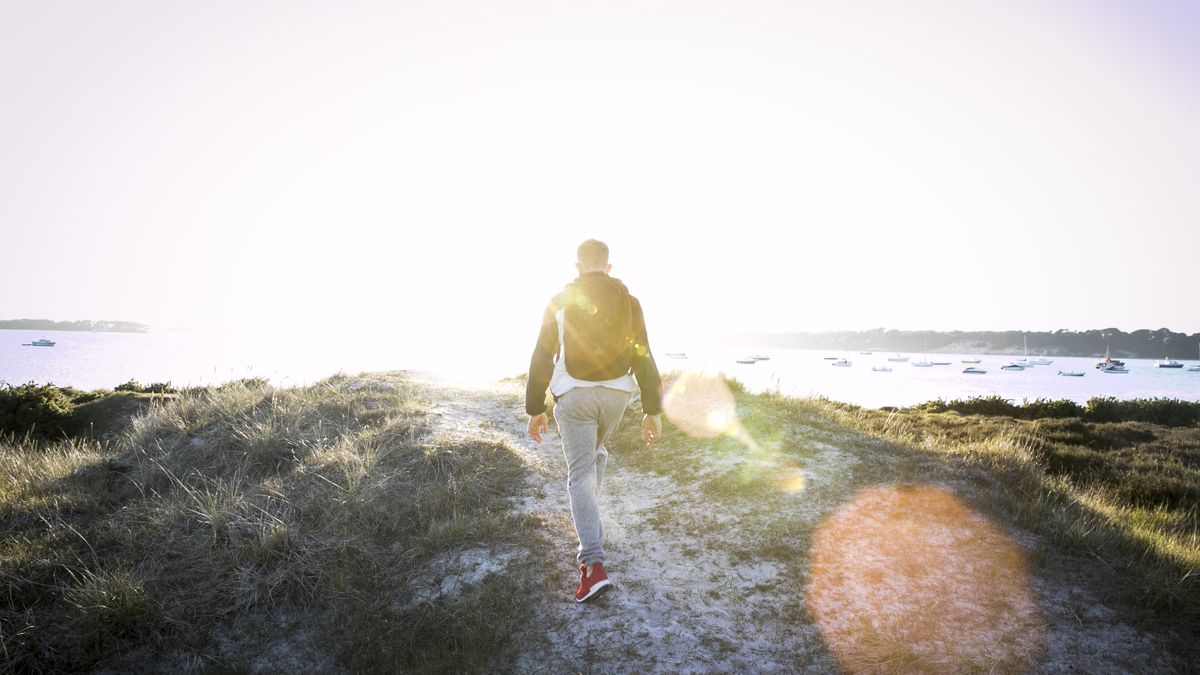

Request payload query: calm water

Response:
[676,347,1200,408]
[0,329,525,391]
[4,330,1200,408]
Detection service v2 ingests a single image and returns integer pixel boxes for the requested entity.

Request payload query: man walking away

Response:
[526,239,663,602]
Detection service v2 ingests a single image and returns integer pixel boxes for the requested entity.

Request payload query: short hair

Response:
[576,239,609,271]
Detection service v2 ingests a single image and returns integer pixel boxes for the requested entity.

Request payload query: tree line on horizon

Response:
[0,319,150,333]
[748,328,1200,359]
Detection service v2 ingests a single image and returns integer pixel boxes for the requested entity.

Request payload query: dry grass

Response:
[783,393,1200,661]
[0,373,542,673]
[5,372,1197,671]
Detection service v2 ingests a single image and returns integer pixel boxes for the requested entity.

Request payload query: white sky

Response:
[3,0,1198,347]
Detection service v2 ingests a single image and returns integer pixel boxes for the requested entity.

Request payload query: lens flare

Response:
[773,464,808,494]
[663,371,739,439]
[806,485,1043,672]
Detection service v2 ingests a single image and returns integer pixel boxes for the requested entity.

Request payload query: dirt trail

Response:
[419,378,1179,673]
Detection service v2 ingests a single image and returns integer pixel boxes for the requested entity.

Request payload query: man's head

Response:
[576,239,612,275]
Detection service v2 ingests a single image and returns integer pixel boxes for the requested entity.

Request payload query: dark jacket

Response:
[526,272,662,416]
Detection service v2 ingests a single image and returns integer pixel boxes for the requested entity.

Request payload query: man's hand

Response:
[642,414,662,445]
[528,413,549,443]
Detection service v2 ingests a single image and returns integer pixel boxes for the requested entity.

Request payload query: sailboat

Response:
[1002,335,1028,370]
[912,340,933,367]
[1189,343,1200,372]
[1016,334,1051,366]
[1097,344,1127,372]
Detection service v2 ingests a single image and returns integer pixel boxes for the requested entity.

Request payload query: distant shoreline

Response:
[0,319,150,333]
[732,327,1200,361]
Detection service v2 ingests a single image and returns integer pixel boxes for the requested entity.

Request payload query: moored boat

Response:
[24,338,56,347]
[1156,358,1184,368]
[1000,363,1026,371]
[963,366,987,374]
[887,355,909,362]
[1096,345,1124,370]
[1057,370,1085,377]
[831,359,852,367]
[872,366,892,372]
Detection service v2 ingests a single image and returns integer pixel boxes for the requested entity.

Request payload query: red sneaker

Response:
[574,563,611,603]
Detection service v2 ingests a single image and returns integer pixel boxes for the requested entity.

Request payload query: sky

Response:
[3,0,1198,349]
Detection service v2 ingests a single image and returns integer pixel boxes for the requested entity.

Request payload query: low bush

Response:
[113,380,176,394]
[0,382,78,439]
[1084,397,1200,427]
[906,396,1085,419]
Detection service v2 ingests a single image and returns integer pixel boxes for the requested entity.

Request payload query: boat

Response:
[1190,344,1200,372]
[1156,358,1184,369]
[1014,335,1051,366]
[1095,344,1124,370]
[887,355,909,362]
[822,356,839,360]
[1098,345,1129,373]
[859,351,873,355]
[963,367,987,374]
[961,359,981,364]
[831,359,852,367]
[1057,370,1085,377]
[872,366,892,372]
[750,354,771,361]
[1000,363,1026,371]
[735,357,758,364]
[912,343,933,367]
[931,361,951,366]
[664,352,688,359]
[24,338,56,347]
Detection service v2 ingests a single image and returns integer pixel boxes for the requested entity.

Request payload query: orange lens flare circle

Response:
[662,371,738,439]
[806,485,1043,672]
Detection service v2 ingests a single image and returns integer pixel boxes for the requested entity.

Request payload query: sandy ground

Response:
[418,378,1181,673]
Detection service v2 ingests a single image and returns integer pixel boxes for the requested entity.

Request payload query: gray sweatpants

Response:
[553,386,633,566]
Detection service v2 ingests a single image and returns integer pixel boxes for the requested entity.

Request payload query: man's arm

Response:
[526,302,559,416]
[629,296,662,416]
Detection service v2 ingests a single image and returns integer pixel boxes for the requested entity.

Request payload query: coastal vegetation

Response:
[0,319,150,333]
[1,376,1197,670]
[1,374,541,672]
[747,327,1200,359]
[786,394,1200,646]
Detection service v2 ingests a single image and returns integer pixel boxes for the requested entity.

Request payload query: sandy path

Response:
[418,378,1179,673]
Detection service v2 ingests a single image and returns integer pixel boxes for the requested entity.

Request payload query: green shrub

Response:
[906,395,1022,418]
[1022,398,1086,419]
[1085,397,1200,427]
[0,382,76,439]
[113,380,176,394]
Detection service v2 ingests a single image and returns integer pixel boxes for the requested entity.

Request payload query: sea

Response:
[4,329,1200,409]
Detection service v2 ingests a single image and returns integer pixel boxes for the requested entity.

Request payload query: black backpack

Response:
[561,275,635,381]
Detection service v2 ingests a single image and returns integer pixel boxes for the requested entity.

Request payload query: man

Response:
[526,239,663,603]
